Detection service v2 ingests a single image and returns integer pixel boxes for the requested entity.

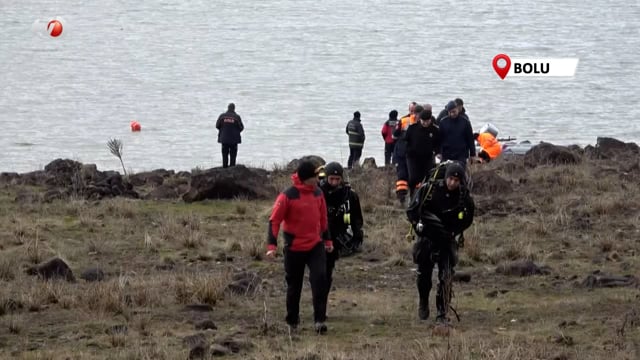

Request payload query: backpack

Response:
[406,162,449,223]
[324,184,362,256]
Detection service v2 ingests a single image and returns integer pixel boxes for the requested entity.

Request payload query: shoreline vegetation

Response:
[1,137,639,359]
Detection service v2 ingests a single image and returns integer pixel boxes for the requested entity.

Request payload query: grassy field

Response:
[0,157,638,359]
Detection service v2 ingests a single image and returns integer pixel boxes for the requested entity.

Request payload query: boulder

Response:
[80,268,106,282]
[470,170,512,195]
[182,166,274,202]
[128,169,175,187]
[286,155,326,171]
[0,172,20,185]
[595,137,640,160]
[523,143,581,167]
[496,260,550,277]
[361,157,377,169]
[43,159,83,187]
[26,257,76,282]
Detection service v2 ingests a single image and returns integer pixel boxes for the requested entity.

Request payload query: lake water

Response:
[1,0,639,173]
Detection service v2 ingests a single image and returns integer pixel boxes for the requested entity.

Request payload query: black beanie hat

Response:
[445,162,465,180]
[420,110,432,120]
[389,110,398,119]
[297,160,318,181]
[353,111,361,119]
[446,101,457,111]
[324,162,344,177]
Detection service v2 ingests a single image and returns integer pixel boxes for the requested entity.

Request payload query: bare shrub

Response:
[104,198,137,219]
[0,256,17,281]
[174,271,231,305]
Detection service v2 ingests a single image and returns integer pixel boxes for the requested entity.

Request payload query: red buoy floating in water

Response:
[130,121,141,132]
[47,19,63,37]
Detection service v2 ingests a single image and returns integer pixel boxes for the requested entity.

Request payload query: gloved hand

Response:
[454,233,465,248]
[325,240,334,253]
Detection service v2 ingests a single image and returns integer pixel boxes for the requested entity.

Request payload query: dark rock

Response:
[580,273,638,288]
[595,137,640,160]
[80,268,105,282]
[183,165,274,202]
[226,271,262,296]
[496,260,549,277]
[452,272,471,283]
[43,159,83,187]
[194,320,217,330]
[129,169,174,187]
[184,304,214,312]
[210,344,231,356]
[0,172,20,185]
[20,170,47,186]
[362,157,377,169]
[214,336,253,353]
[26,257,76,282]
[144,185,179,200]
[189,346,207,359]
[470,170,512,195]
[286,156,326,171]
[523,143,581,167]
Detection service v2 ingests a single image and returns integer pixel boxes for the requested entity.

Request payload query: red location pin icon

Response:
[492,54,511,79]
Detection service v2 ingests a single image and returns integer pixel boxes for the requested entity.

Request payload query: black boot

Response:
[435,287,449,324]
[418,297,429,320]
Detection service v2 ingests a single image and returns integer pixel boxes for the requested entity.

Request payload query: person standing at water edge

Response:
[266,161,333,334]
[346,111,365,169]
[216,103,244,168]
[381,110,399,166]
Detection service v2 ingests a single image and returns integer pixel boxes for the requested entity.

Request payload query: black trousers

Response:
[414,237,458,317]
[407,157,434,198]
[384,143,396,166]
[284,242,327,325]
[221,143,238,168]
[323,250,339,313]
[347,147,363,169]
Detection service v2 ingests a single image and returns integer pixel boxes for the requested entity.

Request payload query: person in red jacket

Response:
[381,110,399,166]
[266,160,334,334]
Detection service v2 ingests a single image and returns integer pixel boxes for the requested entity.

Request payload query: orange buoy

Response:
[130,121,141,132]
[47,19,63,37]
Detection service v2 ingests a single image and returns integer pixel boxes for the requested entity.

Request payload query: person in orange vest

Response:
[474,131,502,162]
[392,103,421,205]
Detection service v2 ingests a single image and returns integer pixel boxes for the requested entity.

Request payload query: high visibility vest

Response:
[477,133,502,159]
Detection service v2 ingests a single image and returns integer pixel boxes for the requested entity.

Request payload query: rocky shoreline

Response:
[1,136,638,204]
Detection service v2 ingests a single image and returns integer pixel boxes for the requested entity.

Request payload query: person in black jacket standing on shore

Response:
[405,106,441,198]
[345,111,365,169]
[216,103,244,168]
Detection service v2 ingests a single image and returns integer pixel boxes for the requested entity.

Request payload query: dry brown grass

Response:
[1,159,639,359]
[174,271,232,305]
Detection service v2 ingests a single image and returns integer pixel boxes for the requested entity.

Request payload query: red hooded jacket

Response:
[267,174,332,252]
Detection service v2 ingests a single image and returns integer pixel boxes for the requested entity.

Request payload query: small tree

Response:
[107,138,127,176]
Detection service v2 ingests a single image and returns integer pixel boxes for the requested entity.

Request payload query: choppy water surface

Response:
[1,0,639,172]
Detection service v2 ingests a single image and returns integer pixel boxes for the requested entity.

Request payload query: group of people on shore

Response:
[215,100,491,334]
